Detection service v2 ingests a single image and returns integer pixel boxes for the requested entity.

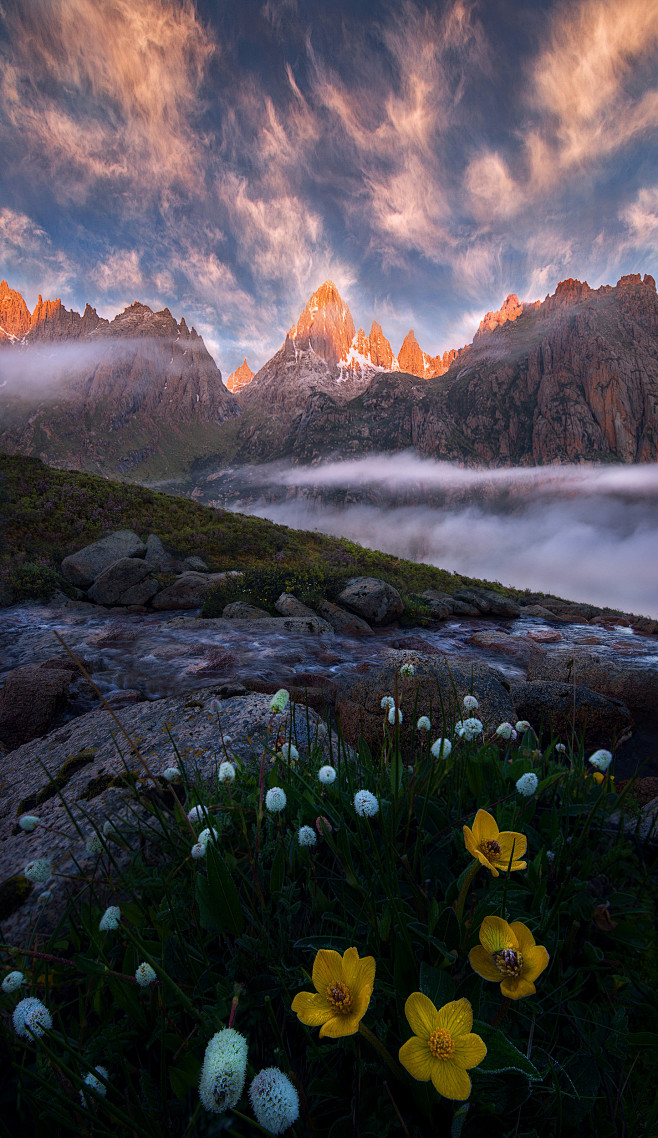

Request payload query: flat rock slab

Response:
[319,600,372,636]
[0,691,340,944]
[0,659,78,750]
[510,680,634,748]
[527,649,658,715]
[61,530,146,589]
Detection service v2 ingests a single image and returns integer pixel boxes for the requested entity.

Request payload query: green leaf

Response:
[628,1032,658,1047]
[195,844,245,935]
[270,843,286,895]
[72,953,107,975]
[389,748,403,796]
[419,962,455,1008]
[451,1103,469,1138]
[474,1021,541,1080]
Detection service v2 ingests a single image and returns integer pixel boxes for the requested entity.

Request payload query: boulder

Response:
[421,590,479,617]
[335,651,516,749]
[223,602,272,620]
[120,578,160,606]
[0,659,78,750]
[526,649,658,715]
[275,593,318,619]
[86,557,153,605]
[510,680,634,748]
[150,572,220,611]
[144,533,169,568]
[61,530,146,588]
[453,588,522,618]
[0,690,341,943]
[467,629,543,666]
[520,604,562,620]
[337,577,404,625]
[319,600,373,636]
[164,615,335,638]
[185,555,209,571]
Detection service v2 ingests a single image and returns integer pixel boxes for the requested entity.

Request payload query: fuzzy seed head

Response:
[318,765,337,785]
[218,761,236,782]
[265,787,287,814]
[516,772,539,797]
[249,1067,300,1134]
[2,970,24,993]
[99,905,121,932]
[298,825,317,847]
[354,790,379,817]
[135,962,157,988]
[13,997,52,1040]
[430,738,452,759]
[199,1028,248,1113]
[24,858,51,883]
[18,815,40,832]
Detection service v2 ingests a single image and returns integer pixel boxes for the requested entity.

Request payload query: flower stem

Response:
[492,997,511,1029]
[455,859,480,926]
[358,1023,404,1083]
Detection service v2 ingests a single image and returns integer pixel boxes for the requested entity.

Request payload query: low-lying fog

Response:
[215,455,658,618]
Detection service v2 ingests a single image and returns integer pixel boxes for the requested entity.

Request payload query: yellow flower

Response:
[463,809,527,877]
[592,772,615,787]
[469,916,549,999]
[399,995,486,1101]
[291,947,375,1038]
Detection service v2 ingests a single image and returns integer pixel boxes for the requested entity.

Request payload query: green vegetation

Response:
[1,690,655,1136]
[0,453,524,608]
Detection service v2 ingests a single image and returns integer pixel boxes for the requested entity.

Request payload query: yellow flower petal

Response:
[319,1013,360,1038]
[431,1059,472,1100]
[468,945,504,983]
[479,915,515,955]
[471,809,498,845]
[291,991,333,1026]
[340,946,361,988]
[496,831,528,865]
[435,998,473,1038]
[463,825,479,858]
[343,951,376,1016]
[312,949,343,994]
[404,992,440,1039]
[521,945,550,984]
[399,1036,434,1081]
[501,976,535,1000]
[508,921,536,952]
[452,1032,487,1070]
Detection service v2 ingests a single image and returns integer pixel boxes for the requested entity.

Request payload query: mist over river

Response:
[194,456,658,619]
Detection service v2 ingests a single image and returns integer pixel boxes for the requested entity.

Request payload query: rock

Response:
[223,602,272,620]
[607,796,658,846]
[335,651,516,749]
[337,577,404,625]
[509,681,634,748]
[185,555,209,571]
[468,630,543,666]
[105,690,144,709]
[418,592,454,619]
[630,616,658,636]
[0,690,340,942]
[526,628,563,643]
[520,604,561,620]
[0,660,78,750]
[453,588,522,618]
[61,530,146,588]
[214,682,248,698]
[226,358,255,394]
[163,615,335,637]
[275,593,318,619]
[150,572,218,611]
[589,614,630,628]
[120,578,160,605]
[86,557,153,605]
[144,534,169,569]
[318,600,373,636]
[560,603,602,620]
[526,649,658,715]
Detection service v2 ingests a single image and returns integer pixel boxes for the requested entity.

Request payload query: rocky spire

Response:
[226,358,254,393]
[398,329,428,375]
[0,280,31,339]
[288,281,356,366]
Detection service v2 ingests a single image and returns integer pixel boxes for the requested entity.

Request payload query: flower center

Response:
[326,981,353,1014]
[480,839,501,860]
[428,1027,455,1061]
[494,948,524,976]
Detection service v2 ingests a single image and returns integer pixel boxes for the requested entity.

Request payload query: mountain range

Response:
[1,271,657,482]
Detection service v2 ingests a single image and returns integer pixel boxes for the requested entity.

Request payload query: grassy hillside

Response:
[0,452,527,607]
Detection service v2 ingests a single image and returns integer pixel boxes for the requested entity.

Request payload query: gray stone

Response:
[144,534,168,568]
[163,615,335,638]
[419,592,454,620]
[185,555,209,571]
[454,588,521,618]
[421,590,479,617]
[61,530,146,588]
[119,577,160,606]
[150,572,217,611]
[0,659,78,751]
[275,593,318,619]
[87,557,152,605]
[337,577,404,625]
[510,680,634,748]
[223,601,271,620]
[526,649,658,715]
[519,604,562,620]
[319,600,373,636]
[607,796,658,846]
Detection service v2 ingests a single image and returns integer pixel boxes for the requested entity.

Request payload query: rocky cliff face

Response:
[288,280,356,366]
[0,280,31,340]
[226,358,254,393]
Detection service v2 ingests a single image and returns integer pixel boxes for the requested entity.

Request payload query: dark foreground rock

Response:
[526,649,658,715]
[0,659,80,749]
[61,530,146,588]
[510,681,634,748]
[337,577,404,625]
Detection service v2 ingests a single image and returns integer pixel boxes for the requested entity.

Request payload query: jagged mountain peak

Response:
[226,358,254,393]
[288,280,356,366]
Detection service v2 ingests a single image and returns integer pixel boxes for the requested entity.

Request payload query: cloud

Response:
[619,185,658,255]
[0,0,215,204]
[0,207,75,298]
[91,249,144,295]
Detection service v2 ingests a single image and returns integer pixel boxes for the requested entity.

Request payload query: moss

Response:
[16,749,96,813]
[0,874,33,920]
[78,772,133,801]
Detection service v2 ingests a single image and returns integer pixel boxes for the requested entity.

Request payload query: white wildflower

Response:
[24,858,51,883]
[555,743,567,754]
[400,663,415,677]
[2,970,24,993]
[135,962,157,988]
[546,850,555,863]
[431,738,452,760]
[249,1067,300,1135]
[218,761,236,782]
[454,718,483,741]
[516,772,539,797]
[210,698,221,713]
[199,1027,248,1114]
[18,815,40,832]
[198,827,220,848]
[13,996,52,1040]
[495,722,514,740]
[354,790,379,818]
[388,707,402,725]
[280,743,299,762]
[162,766,182,782]
[86,832,104,855]
[191,843,207,860]
[588,749,613,772]
[380,695,395,711]
[463,695,479,711]
[187,805,208,824]
[102,819,120,839]
[416,716,431,731]
[99,905,121,932]
[80,1066,109,1107]
[318,765,337,785]
[297,825,317,847]
[265,787,287,814]
[515,721,532,733]
[269,689,290,713]
[36,890,53,907]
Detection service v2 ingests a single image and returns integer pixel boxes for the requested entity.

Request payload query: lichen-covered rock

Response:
[223,602,271,620]
[150,572,222,610]
[453,588,522,618]
[61,531,146,588]
[318,601,373,636]
[526,649,658,715]
[275,593,318,619]
[87,557,153,605]
[337,577,404,625]
[0,659,78,750]
[509,680,634,748]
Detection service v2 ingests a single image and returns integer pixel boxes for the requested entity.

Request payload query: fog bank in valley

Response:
[225,456,658,618]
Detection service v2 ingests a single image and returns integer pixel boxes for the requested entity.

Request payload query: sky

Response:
[1,0,657,377]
